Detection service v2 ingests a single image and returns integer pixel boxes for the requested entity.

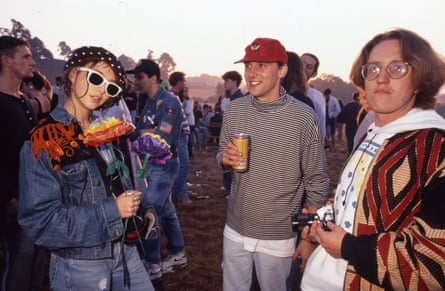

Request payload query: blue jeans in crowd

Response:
[49,242,153,291]
[1,224,47,291]
[193,125,207,151]
[173,135,190,200]
[142,157,186,263]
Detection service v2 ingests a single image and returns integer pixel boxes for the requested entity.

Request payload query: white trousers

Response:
[222,236,292,291]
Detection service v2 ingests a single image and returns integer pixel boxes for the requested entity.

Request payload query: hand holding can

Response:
[232,133,249,172]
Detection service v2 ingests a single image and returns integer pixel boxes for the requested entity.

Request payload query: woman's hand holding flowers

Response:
[116,190,142,218]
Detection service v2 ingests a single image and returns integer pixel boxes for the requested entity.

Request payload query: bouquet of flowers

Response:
[84,117,134,179]
[82,102,150,245]
[83,116,134,146]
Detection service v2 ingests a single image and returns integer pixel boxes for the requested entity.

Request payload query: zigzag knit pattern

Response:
[345,129,445,290]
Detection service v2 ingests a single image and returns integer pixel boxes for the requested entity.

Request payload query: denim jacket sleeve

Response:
[18,141,124,250]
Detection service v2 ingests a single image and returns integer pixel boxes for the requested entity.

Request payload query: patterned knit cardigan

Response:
[341,128,445,290]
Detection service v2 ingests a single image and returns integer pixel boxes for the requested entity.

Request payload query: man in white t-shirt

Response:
[323,88,341,150]
[301,53,326,141]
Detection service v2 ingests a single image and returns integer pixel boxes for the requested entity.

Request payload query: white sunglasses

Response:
[77,67,122,98]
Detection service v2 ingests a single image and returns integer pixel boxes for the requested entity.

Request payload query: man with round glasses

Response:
[361,60,409,81]
[302,29,445,290]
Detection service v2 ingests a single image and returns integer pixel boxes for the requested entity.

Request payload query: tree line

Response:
[2,18,444,112]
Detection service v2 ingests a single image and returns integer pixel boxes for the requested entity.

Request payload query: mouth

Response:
[248,81,260,87]
[89,96,103,104]
[374,89,391,95]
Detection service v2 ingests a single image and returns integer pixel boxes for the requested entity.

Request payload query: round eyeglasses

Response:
[361,61,409,81]
[76,67,122,98]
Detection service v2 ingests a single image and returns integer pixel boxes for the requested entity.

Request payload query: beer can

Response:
[232,133,249,172]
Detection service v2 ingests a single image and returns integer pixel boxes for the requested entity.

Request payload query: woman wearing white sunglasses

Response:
[18,46,154,291]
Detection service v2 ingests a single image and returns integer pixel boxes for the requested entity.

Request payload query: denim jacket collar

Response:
[50,105,77,125]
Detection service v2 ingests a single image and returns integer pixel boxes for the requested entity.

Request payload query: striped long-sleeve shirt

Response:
[216,89,330,240]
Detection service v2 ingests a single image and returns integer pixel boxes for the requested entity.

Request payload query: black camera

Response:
[291,205,335,232]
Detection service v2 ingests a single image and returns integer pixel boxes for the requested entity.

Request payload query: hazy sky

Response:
[1,0,444,81]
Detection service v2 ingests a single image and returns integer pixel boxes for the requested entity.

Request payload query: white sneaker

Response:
[143,261,162,281]
[161,250,187,273]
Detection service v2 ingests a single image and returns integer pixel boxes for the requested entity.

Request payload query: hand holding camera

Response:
[292,204,335,233]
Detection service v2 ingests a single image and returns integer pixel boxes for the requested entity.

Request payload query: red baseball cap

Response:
[234,37,288,65]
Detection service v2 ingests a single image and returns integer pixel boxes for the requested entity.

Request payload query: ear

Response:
[278,64,288,79]
[1,54,11,67]
[67,68,77,83]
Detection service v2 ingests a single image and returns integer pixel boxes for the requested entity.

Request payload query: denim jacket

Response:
[18,106,124,260]
[133,86,182,156]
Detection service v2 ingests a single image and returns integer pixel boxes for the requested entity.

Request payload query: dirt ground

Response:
[0,139,348,291]
[156,140,348,291]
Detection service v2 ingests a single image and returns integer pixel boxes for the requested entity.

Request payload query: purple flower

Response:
[131,133,172,165]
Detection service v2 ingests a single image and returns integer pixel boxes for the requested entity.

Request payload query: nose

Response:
[101,83,109,96]
[375,68,390,83]
[245,64,259,77]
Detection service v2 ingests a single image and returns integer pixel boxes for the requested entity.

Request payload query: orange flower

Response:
[83,117,134,147]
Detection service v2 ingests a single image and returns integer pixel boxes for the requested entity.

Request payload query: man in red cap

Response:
[217,37,329,291]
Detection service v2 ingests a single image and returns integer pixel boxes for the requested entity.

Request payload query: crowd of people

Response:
[1,26,445,291]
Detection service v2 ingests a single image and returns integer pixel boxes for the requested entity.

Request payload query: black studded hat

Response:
[64,46,126,90]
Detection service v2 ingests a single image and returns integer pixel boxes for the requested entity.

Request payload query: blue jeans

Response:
[142,157,185,263]
[193,126,207,150]
[173,135,190,200]
[49,242,153,291]
[1,224,48,291]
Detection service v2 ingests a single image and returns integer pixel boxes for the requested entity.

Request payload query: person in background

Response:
[323,88,341,151]
[220,89,231,114]
[301,53,326,142]
[335,97,344,143]
[21,69,58,119]
[0,35,46,291]
[302,28,445,290]
[122,79,138,122]
[220,70,244,192]
[214,94,223,113]
[171,73,194,160]
[223,70,244,101]
[201,103,213,146]
[53,76,66,106]
[193,102,207,151]
[203,103,214,124]
[128,60,188,282]
[18,46,154,290]
[182,86,195,159]
[281,51,314,109]
[337,91,367,154]
[169,71,193,204]
[208,106,222,145]
[218,37,329,291]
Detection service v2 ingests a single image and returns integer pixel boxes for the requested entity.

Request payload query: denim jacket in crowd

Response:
[133,86,183,156]
[18,106,124,260]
